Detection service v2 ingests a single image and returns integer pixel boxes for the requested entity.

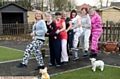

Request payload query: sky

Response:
[76,0,120,6]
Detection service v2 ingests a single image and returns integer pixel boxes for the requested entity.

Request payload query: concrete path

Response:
[0,40,120,76]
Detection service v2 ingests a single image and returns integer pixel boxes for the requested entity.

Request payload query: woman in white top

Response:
[80,8,91,58]
[70,10,82,60]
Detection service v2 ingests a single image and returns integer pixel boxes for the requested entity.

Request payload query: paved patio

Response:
[0,40,120,76]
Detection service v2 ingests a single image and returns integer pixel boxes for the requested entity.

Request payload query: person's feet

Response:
[17,63,27,68]
[82,54,89,58]
[89,50,97,57]
[73,57,79,60]
[56,65,61,68]
[69,51,73,56]
[35,66,45,70]
[71,48,78,51]
[49,63,55,67]
[89,53,97,57]
[82,50,89,58]
[63,62,68,66]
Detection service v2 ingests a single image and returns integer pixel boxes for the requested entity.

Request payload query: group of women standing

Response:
[17,8,102,70]
[45,8,102,68]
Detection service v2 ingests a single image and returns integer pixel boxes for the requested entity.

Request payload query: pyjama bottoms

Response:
[22,40,44,66]
[73,31,82,57]
[80,29,91,52]
[91,31,102,53]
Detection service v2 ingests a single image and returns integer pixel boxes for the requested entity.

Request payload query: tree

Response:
[54,0,69,11]
[18,0,32,10]
[0,0,2,7]
[100,0,103,8]
[106,0,109,7]
[94,0,117,8]
[106,0,117,7]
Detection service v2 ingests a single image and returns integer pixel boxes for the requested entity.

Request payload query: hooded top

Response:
[32,20,47,40]
[90,12,102,32]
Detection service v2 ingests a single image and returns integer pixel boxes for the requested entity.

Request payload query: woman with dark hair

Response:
[61,11,72,56]
[70,10,83,60]
[79,8,91,58]
[54,12,68,66]
[45,12,61,68]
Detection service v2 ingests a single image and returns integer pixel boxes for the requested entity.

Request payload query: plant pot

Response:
[41,48,46,58]
[105,42,118,51]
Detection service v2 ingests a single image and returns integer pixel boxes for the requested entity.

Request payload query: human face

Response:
[72,12,76,18]
[46,14,52,22]
[61,12,66,19]
[89,9,95,16]
[35,11,42,20]
[81,9,87,15]
[56,15,61,20]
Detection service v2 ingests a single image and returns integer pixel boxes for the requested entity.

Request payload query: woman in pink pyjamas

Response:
[89,8,103,57]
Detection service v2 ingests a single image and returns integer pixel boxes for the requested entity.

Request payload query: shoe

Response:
[63,62,68,66]
[82,55,89,58]
[69,57,71,61]
[69,52,73,56]
[89,50,97,57]
[71,48,78,51]
[35,66,45,70]
[17,63,27,68]
[49,63,55,67]
[56,65,61,68]
[73,57,79,60]
[89,53,97,57]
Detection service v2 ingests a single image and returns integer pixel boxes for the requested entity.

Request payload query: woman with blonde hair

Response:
[89,8,102,57]
[61,11,72,56]
[17,10,47,70]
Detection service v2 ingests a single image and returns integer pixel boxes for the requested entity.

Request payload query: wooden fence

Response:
[0,21,120,42]
[100,21,120,42]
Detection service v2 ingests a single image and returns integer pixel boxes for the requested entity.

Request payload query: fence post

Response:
[106,21,108,41]
[16,22,18,35]
[118,23,120,42]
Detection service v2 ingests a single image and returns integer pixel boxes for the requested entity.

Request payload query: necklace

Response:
[47,20,52,25]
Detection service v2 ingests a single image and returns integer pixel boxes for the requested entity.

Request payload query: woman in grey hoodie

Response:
[80,8,91,58]
[17,10,47,70]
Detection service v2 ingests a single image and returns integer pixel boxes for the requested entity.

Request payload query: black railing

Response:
[0,21,120,42]
[0,23,33,41]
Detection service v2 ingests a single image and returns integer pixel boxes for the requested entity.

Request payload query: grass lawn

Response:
[51,66,120,79]
[0,46,24,62]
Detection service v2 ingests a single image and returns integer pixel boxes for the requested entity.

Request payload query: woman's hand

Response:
[56,30,60,34]
[30,32,35,37]
[71,26,74,29]
[54,36,57,39]
[46,33,49,35]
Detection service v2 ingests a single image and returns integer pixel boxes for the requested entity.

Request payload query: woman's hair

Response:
[55,12,61,16]
[70,10,77,19]
[61,11,66,18]
[89,8,96,12]
[61,11,66,15]
[45,12,52,17]
[35,10,43,19]
[81,8,89,14]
